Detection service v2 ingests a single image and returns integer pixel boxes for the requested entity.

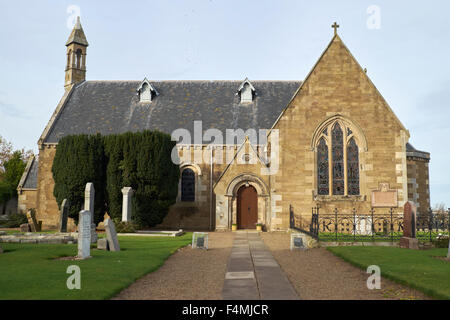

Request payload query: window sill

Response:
[314,194,366,202]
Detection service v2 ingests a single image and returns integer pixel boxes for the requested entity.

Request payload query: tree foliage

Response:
[0,151,27,206]
[0,135,33,172]
[52,134,106,224]
[53,131,179,228]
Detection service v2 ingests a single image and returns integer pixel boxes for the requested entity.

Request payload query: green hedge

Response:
[52,134,106,224]
[53,131,179,227]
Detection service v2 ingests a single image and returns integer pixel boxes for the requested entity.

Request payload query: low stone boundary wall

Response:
[0,232,78,244]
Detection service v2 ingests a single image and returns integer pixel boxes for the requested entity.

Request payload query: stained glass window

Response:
[347,138,360,195]
[181,169,195,202]
[317,138,329,195]
[332,123,344,195]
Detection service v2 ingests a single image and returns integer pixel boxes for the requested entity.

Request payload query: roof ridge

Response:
[84,79,302,83]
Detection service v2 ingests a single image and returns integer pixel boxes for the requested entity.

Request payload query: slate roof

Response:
[44,80,302,143]
[406,143,430,160]
[66,17,88,46]
[18,156,39,190]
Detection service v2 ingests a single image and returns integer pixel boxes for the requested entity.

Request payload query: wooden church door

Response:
[237,185,258,229]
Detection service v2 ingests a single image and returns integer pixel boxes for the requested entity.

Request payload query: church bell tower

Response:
[65,17,88,89]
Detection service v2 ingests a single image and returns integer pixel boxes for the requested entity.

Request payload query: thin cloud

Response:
[0,101,31,119]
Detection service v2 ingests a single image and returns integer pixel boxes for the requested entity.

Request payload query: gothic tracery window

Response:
[316,120,361,196]
[317,138,329,195]
[347,138,360,195]
[181,168,195,202]
[332,123,345,195]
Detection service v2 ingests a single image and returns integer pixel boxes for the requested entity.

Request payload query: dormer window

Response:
[137,78,158,103]
[237,78,256,103]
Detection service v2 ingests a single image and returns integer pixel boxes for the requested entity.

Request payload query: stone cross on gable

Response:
[332,22,340,35]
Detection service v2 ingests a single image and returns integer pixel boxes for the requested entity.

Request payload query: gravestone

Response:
[77,210,91,259]
[290,233,306,250]
[26,210,39,232]
[197,236,205,247]
[97,213,110,231]
[104,218,120,251]
[97,238,109,251]
[403,201,417,238]
[399,201,419,250]
[192,232,208,249]
[121,187,134,222]
[20,223,30,232]
[59,199,69,233]
[84,183,98,243]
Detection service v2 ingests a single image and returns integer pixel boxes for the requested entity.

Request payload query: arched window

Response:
[332,123,344,195]
[75,49,82,68]
[181,168,195,202]
[317,138,329,195]
[315,119,361,196]
[347,138,360,195]
[67,49,72,68]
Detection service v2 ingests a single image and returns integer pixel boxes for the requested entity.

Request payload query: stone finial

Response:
[66,16,88,46]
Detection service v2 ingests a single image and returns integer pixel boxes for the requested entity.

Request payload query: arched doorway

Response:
[237,185,258,229]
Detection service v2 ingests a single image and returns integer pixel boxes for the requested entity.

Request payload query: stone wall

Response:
[407,157,430,213]
[17,190,37,214]
[270,35,408,231]
[36,145,60,229]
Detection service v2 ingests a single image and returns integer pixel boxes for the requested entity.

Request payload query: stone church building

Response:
[17,19,430,231]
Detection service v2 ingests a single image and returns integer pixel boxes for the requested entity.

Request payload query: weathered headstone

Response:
[104,218,120,251]
[400,201,419,250]
[59,199,69,233]
[97,238,109,251]
[77,210,91,259]
[403,201,417,238]
[121,187,134,222]
[26,210,39,232]
[192,232,208,249]
[84,183,98,243]
[20,223,30,232]
[97,213,110,231]
[290,233,307,250]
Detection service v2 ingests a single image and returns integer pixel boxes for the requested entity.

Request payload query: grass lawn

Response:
[327,246,450,299]
[0,233,192,300]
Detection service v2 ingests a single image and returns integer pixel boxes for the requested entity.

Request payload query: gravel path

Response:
[260,232,431,300]
[113,232,234,300]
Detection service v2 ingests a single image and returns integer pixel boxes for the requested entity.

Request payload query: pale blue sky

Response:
[0,0,449,206]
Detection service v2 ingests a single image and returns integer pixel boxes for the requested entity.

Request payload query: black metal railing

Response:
[290,206,450,242]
